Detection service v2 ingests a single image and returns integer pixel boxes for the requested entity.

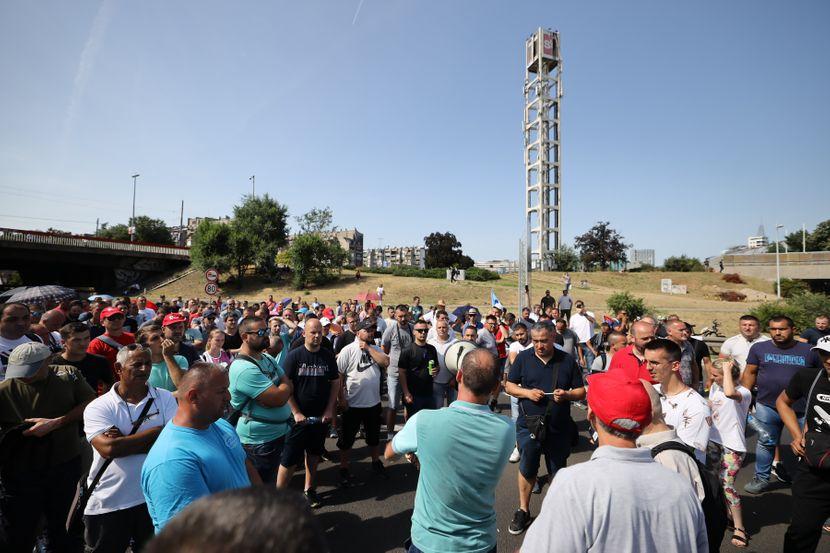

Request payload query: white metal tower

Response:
[524,28,562,271]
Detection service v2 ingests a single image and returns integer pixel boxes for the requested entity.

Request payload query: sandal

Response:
[731,528,749,548]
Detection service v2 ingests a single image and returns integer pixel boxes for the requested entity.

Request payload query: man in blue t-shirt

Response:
[141,363,258,532]
[386,348,514,553]
[504,321,585,535]
[741,315,821,494]
[229,316,294,484]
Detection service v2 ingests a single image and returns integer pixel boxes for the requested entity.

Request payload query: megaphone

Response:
[444,340,481,376]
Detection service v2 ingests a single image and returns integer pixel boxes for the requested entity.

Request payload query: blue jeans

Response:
[510,395,519,421]
[753,402,803,482]
[433,381,457,408]
[579,343,595,369]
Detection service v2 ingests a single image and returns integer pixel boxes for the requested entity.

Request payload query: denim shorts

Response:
[243,435,286,484]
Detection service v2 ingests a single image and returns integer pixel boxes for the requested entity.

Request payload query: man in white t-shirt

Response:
[336,319,390,486]
[719,314,770,372]
[0,302,42,380]
[83,345,178,552]
[135,296,156,327]
[568,301,596,368]
[645,338,711,463]
[428,318,458,408]
[506,322,534,463]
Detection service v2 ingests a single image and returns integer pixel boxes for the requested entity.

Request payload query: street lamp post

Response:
[775,224,783,298]
[249,175,255,197]
[131,173,140,242]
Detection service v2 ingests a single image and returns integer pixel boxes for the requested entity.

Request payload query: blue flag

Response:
[490,289,504,311]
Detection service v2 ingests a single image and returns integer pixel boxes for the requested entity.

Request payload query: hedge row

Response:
[361,266,500,282]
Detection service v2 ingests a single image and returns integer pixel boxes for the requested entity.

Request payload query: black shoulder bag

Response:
[802,369,830,470]
[226,355,291,427]
[66,397,155,533]
[521,363,559,442]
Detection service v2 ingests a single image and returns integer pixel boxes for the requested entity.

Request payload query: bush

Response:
[360,266,499,281]
[628,263,657,273]
[464,267,500,281]
[721,273,745,284]
[718,290,746,302]
[663,255,705,272]
[606,291,649,320]
[780,278,809,298]
[750,292,830,331]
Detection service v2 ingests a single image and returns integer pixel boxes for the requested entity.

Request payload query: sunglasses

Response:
[414,328,429,333]
[244,328,270,337]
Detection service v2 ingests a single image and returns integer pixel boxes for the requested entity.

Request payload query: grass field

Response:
[152,268,776,336]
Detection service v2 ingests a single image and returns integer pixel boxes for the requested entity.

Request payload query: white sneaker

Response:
[509,447,520,463]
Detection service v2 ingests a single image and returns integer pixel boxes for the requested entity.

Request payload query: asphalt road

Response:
[281,394,827,553]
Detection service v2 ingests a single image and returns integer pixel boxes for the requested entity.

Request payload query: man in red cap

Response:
[161,312,198,366]
[520,371,708,552]
[87,306,136,378]
[607,319,656,382]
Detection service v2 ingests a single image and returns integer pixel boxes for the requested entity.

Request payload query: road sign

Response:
[204,282,219,296]
[205,268,219,282]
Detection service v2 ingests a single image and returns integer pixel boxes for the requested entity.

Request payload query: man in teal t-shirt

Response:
[386,349,515,553]
[229,316,294,484]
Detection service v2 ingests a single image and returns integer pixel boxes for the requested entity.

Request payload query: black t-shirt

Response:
[89,325,105,340]
[49,353,113,394]
[289,334,333,353]
[334,331,355,355]
[540,295,556,310]
[508,347,583,432]
[785,367,829,434]
[223,331,243,352]
[123,317,138,334]
[283,346,339,417]
[177,342,198,366]
[800,327,830,346]
[398,342,439,398]
[690,337,710,376]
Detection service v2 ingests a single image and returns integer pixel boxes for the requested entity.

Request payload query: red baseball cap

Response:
[162,313,187,327]
[101,307,123,320]
[587,372,652,435]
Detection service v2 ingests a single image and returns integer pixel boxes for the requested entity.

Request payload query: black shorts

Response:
[337,403,382,450]
[280,421,329,467]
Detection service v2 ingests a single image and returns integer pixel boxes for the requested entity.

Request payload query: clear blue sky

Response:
[2,1,828,263]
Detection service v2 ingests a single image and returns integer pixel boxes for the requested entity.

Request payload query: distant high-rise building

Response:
[626,248,655,270]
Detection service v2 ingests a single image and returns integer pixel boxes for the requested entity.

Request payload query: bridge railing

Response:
[0,227,190,258]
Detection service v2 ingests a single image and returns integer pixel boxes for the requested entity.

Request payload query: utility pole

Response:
[131,174,140,242]
[95,218,99,234]
[775,224,783,298]
[802,223,806,252]
[249,175,255,197]
[180,200,184,227]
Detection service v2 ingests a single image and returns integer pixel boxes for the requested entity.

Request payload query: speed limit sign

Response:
[204,282,219,296]
[205,268,219,282]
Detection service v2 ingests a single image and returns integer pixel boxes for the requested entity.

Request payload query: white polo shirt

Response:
[83,384,177,515]
[719,333,771,371]
[569,312,595,344]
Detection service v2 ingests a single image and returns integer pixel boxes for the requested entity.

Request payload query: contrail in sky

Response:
[62,0,114,142]
[352,0,365,25]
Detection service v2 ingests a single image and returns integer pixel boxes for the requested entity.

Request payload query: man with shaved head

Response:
[607,320,656,382]
[386,349,514,553]
[276,318,340,508]
[141,363,258,532]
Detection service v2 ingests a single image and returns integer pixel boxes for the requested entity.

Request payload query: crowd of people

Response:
[1,287,829,552]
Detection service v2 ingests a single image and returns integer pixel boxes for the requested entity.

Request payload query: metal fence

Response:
[0,227,190,259]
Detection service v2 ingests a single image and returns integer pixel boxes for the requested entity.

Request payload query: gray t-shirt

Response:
[558,328,579,357]
[381,321,413,374]
[558,295,573,310]
[521,446,708,553]
[336,341,382,408]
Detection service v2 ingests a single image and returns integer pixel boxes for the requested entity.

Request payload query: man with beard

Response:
[161,312,198,366]
[229,317,294,485]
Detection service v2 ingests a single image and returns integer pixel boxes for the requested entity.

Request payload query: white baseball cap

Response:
[812,335,830,354]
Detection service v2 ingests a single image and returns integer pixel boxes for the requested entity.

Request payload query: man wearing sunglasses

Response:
[398,321,440,418]
[87,307,136,380]
[229,317,294,486]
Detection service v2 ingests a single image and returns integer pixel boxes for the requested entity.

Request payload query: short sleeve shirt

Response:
[148,355,189,392]
[507,348,583,432]
[746,341,820,410]
[785,367,829,434]
[399,342,439,398]
[229,353,291,444]
[337,341,383,408]
[800,327,830,346]
[382,321,413,369]
[283,346,339,417]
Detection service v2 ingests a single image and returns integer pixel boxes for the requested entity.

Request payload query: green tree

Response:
[131,216,174,245]
[606,291,649,320]
[548,246,580,271]
[96,223,130,241]
[295,207,335,234]
[808,220,830,251]
[423,232,473,269]
[663,255,705,272]
[231,194,289,279]
[190,220,232,274]
[574,222,628,271]
[288,233,347,288]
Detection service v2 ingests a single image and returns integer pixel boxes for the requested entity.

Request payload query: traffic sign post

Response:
[204,282,219,296]
[205,268,219,283]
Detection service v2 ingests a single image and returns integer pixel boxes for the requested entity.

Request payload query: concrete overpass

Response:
[0,227,191,292]
[710,252,830,281]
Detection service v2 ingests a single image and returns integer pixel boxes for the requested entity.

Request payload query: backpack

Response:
[651,441,727,552]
